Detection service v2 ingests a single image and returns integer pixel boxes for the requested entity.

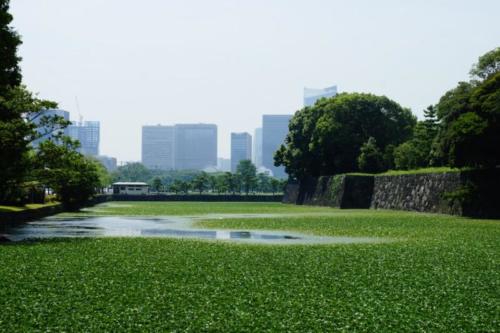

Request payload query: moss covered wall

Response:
[284,169,500,218]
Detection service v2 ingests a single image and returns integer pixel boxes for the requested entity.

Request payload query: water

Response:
[1,215,385,245]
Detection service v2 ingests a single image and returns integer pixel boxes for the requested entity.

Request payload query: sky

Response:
[10,0,500,162]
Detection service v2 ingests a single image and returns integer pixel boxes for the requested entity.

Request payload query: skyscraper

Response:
[231,132,252,173]
[262,114,293,179]
[31,108,70,148]
[67,121,100,156]
[304,85,337,107]
[141,125,175,170]
[174,124,217,170]
[252,127,262,168]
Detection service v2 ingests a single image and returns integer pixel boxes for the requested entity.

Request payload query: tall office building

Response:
[67,121,100,156]
[31,108,70,148]
[252,128,262,168]
[141,125,175,170]
[262,115,293,179]
[174,124,217,170]
[304,85,338,107]
[231,132,252,173]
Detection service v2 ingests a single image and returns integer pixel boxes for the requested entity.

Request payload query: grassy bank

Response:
[73,201,337,216]
[0,202,498,331]
[345,166,462,177]
[0,202,59,213]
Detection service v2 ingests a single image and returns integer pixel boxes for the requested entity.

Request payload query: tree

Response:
[191,172,208,194]
[434,48,500,168]
[0,0,22,91]
[393,105,440,170]
[236,160,257,194]
[0,2,57,204]
[92,158,112,192]
[256,172,271,193]
[357,137,385,173]
[0,86,58,203]
[270,178,281,195]
[111,162,152,182]
[469,47,500,81]
[169,180,184,194]
[223,172,240,194]
[207,175,217,193]
[151,177,163,192]
[393,141,424,170]
[33,138,100,208]
[215,174,229,194]
[178,180,190,194]
[275,93,416,178]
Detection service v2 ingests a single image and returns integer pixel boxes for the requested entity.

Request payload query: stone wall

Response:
[371,173,462,214]
[283,169,500,218]
[289,175,374,208]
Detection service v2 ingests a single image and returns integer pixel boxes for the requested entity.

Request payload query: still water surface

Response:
[3,215,385,245]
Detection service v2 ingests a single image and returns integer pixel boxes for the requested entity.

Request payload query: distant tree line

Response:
[0,1,108,207]
[111,160,286,195]
[275,47,500,178]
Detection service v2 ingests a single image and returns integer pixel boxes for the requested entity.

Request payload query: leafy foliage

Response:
[393,106,440,170]
[191,172,208,194]
[0,0,21,91]
[435,56,500,168]
[236,160,257,194]
[33,139,101,208]
[469,46,500,81]
[275,93,416,178]
[357,137,385,173]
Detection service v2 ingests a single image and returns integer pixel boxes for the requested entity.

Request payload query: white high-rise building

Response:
[252,127,262,168]
[304,85,337,107]
[231,132,252,173]
[67,121,100,156]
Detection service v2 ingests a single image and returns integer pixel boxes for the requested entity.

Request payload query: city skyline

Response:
[11,1,500,162]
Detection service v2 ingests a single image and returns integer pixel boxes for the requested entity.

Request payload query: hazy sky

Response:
[11,0,500,162]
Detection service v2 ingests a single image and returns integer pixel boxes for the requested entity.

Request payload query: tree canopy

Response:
[0,1,107,205]
[275,92,416,178]
[0,0,21,91]
[434,48,500,168]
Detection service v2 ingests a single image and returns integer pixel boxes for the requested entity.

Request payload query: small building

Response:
[112,182,149,195]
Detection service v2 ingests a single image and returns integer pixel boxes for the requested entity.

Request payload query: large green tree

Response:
[394,105,439,170]
[0,0,21,92]
[357,137,384,173]
[435,47,500,168]
[0,87,58,203]
[33,138,101,208]
[236,160,257,194]
[275,93,416,178]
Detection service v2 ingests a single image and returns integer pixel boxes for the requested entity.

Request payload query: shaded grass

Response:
[345,166,462,177]
[0,202,499,331]
[0,202,59,213]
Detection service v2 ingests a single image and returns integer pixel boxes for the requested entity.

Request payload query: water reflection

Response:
[2,216,385,245]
